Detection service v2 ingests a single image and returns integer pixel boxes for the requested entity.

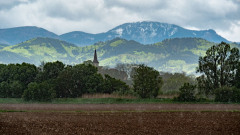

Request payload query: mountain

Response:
[0,26,59,45]
[106,22,228,44]
[0,22,229,46]
[1,37,79,64]
[60,21,229,46]
[59,31,99,47]
[1,37,238,74]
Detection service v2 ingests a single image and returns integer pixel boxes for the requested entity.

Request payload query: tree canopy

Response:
[0,61,131,101]
[196,42,240,96]
[132,64,163,98]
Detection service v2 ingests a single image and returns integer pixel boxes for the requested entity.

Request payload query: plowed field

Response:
[1,104,240,134]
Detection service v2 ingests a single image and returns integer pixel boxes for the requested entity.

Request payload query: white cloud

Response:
[0,0,239,41]
[217,21,240,42]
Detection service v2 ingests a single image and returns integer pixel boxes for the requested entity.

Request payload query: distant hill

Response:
[78,37,216,73]
[0,21,229,46]
[0,37,238,74]
[1,37,79,64]
[0,43,9,49]
[0,26,59,45]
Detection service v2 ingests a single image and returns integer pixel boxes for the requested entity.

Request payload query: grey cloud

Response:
[115,0,240,31]
[0,0,239,41]
[0,0,36,10]
[0,0,24,10]
[42,2,86,20]
[104,0,168,10]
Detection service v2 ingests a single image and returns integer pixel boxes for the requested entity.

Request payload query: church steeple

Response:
[93,49,99,67]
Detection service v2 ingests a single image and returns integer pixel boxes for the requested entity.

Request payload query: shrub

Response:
[175,83,196,102]
[9,81,24,98]
[214,87,240,103]
[22,82,56,101]
[112,89,138,97]
[214,86,233,102]
[232,87,240,102]
[103,74,130,94]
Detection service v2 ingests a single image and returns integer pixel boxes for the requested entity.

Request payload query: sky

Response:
[0,0,240,42]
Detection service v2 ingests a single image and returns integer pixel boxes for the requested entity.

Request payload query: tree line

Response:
[0,61,163,101]
[0,62,127,101]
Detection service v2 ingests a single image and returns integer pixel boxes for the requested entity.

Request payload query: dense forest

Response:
[0,59,196,101]
[0,61,132,101]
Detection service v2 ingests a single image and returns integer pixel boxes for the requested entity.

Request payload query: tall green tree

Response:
[132,64,163,98]
[0,81,10,98]
[55,66,75,98]
[0,63,38,85]
[0,63,38,98]
[56,64,104,98]
[196,42,240,95]
[22,81,56,101]
[234,63,240,88]
[39,61,65,81]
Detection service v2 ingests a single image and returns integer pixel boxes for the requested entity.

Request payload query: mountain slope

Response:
[78,38,238,73]
[0,26,59,45]
[1,37,79,64]
[79,38,214,73]
[0,51,31,64]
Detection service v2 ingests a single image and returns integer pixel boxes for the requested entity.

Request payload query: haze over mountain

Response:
[0,37,239,74]
[0,26,59,45]
[0,43,9,49]
[0,22,229,47]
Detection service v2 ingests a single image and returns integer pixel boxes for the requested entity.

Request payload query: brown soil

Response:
[1,104,240,134]
[1,111,240,135]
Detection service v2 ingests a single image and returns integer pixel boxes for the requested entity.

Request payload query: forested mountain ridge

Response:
[0,21,229,46]
[1,37,79,64]
[1,37,239,74]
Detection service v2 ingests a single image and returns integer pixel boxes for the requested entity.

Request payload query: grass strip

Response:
[1,109,239,113]
[0,110,26,113]
[0,98,239,104]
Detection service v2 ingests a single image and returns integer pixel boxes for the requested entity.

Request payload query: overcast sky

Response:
[0,0,240,42]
